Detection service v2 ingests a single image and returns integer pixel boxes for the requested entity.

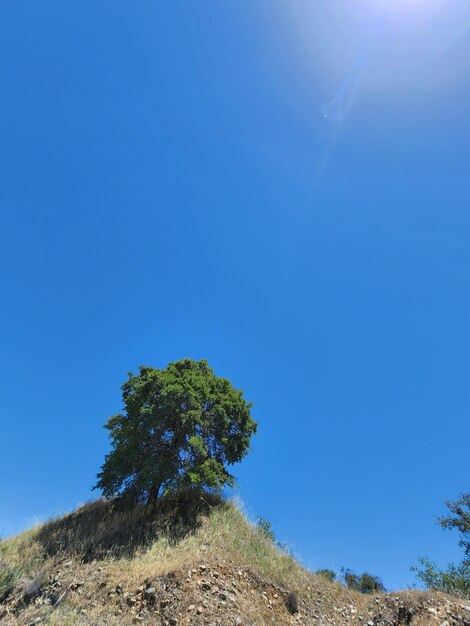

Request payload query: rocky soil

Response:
[1,557,469,626]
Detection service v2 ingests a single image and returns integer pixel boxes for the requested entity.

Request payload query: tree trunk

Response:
[148,481,161,504]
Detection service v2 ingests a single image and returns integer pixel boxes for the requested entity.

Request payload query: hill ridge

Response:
[1,498,469,626]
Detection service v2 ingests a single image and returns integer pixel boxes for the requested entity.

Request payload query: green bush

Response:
[316,568,337,583]
[341,568,385,593]
[439,493,470,565]
[0,559,20,602]
[412,492,470,599]
[256,516,275,542]
[411,557,470,599]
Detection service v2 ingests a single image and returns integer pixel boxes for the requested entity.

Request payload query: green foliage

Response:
[411,557,470,599]
[412,493,470,599]
[95,359,257,504]
[315,568,337,583]
[439,493,470,564]
[341,568,385,593]
[256,516,275,542]
[0,558,20,602]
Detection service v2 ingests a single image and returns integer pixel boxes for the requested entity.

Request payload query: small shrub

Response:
[341,568,385,593]
[412,557,470,599]
[286,591,299,614]
[0,560,20,602]
[358,572,386,594]
[316,568,337,583]
[342,568,359,590]
[256,516,275,543]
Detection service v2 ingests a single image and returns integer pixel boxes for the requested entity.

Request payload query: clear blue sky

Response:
[1,0,469,591]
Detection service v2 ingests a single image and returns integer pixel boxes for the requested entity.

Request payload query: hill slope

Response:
[1,496,469,626]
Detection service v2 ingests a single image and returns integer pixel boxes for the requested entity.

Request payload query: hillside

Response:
[1,495,469,626]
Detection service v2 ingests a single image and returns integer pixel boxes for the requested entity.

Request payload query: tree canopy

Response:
[439,493,470,564]
[95,359,257,504]
[413,492,470,598]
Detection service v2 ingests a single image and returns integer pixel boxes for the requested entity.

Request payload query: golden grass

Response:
[0,493,364,624]
[1,495,321,591]
[2,496,467,626]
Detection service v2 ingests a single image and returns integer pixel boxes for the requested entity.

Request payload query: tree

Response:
[412,493,470,599]
[95,359,257,504]
[411,557,470,599]
[439,493,470,564]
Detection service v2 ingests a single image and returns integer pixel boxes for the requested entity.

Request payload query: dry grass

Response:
[101,498,311,589]
[33,491,222,562]
[2,497,468,626]
[0,494,370,626]
[0,494,347,594]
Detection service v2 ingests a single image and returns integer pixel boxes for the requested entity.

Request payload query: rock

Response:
[145,587,156,596]
[197,606,203,614]
[48,592,59,606]
[22,581,41,604]
[286,592,299,615]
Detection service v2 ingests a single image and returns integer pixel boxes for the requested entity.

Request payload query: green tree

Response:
[439,493,470,564]
[413,493,470,598]
[95,359,257,504]
[411,557,470,598]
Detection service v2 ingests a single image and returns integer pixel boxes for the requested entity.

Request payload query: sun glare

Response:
[368,0,444,17]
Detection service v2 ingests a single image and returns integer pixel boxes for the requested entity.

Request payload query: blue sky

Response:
[1,0,469,591]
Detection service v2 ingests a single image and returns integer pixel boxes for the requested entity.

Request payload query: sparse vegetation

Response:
[0,560,19,603]
[316,568,337,583]
[411,557,470,599]
[1,497,467,626]
[341,568,386,593]
[95,359,257,504]
[439,493,470,564]
[256,516,275,543]
[413,492,470,599]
